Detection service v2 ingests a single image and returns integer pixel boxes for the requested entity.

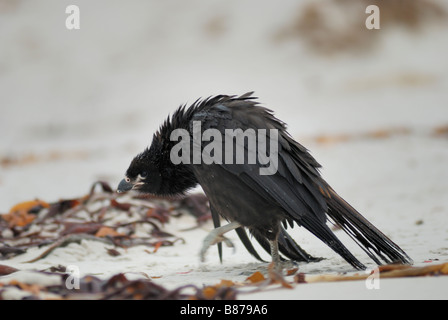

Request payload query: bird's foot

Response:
[279,260,299,272]
[199,221,241,262]
[268,239,299,275]
[200,230,235,262]
[267,262,294,288]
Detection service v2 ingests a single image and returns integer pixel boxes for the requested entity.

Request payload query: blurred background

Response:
[0,0,447,219]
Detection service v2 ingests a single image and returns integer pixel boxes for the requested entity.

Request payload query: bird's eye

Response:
[139,171,148,179]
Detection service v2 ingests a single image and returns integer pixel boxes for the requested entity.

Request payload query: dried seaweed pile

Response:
[0,181,223,299]
[0,269,238,300]
[0,181,211,261]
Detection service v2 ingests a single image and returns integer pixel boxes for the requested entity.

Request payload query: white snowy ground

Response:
[1,1,447,299]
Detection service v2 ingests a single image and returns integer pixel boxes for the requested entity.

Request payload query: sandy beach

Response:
[1,0,447,300]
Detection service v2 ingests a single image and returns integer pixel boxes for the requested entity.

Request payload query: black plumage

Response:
[117,92,412,270]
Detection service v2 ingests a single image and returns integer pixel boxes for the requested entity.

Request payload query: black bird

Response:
[117,92,412,270]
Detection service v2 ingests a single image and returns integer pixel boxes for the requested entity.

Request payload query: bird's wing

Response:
[192,98,328,224]
[191,95,412,268]
[190,97,367,269]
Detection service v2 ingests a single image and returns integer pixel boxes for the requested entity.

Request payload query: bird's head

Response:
[117,147,162,194]
[117,113,198,196]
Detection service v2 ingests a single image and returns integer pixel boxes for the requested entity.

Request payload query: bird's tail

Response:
[325,187,413,267]
[226,188,412,271]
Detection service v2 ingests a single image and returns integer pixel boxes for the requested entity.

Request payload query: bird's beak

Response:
[117,179,134,193]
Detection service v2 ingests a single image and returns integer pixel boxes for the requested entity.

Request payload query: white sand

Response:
[1,0,447,299]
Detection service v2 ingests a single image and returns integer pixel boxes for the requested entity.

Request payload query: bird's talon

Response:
[222,237,234,248]
[199,221,241,262]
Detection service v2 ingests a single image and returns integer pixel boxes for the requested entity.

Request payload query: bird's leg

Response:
[268,224,284,273]
[267,239,294,288]
[269,239,281,266]
[269,238,284,273]
[200,221,242,262]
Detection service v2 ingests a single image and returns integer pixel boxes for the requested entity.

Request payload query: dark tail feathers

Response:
[236,188,412,271]
[325,187,413,267]
[217,188,412,270]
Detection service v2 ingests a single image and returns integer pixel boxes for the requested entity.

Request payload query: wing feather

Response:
[187,93,410,269]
